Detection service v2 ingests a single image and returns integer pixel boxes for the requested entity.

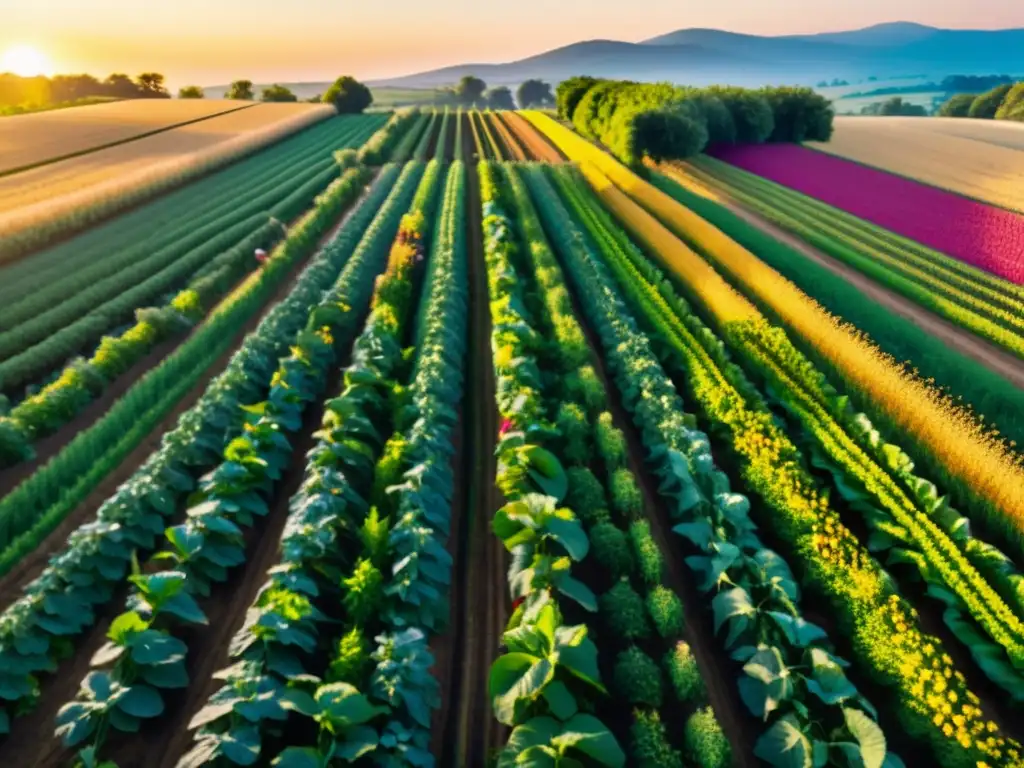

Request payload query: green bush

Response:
[613,646,663,708]
[565,365,607,414]
[938,93,975,117]
[600,580,651,643]
[327,626,370,684]
[631,708,683,768]
[968,84,1013,119]
[646,584,685,639]
[665,641,705,705]
[629,519,663,585]
[565,467,607,525]
[595,411,627,469]
[590,522,635,580]
[610,467,643,521]
[684,707,731,768]
[556,401,592,465]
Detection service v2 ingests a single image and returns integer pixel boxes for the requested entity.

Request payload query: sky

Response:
[3,0,1024,88]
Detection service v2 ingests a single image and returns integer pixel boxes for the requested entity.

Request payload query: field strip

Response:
[0,102,257,179]
[669,164,1024,389]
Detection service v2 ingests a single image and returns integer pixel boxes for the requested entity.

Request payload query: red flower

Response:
[499,418,514,436]
[511,595,525,612]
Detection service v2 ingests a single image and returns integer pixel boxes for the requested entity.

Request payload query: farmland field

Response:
[808,116,1024,212]
[0,98,260,174]
[0,97,1022,768]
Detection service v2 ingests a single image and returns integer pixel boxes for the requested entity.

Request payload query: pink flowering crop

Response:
[712,144,1024,284]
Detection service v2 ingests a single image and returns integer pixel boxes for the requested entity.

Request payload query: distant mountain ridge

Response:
[361,21,1024,90]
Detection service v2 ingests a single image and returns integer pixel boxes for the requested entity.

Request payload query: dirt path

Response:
[424,112,442,160]
[502,113,567,163]
[487,113,527,162]
[697,176,1024,390]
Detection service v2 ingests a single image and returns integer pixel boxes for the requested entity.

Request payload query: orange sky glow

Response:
[4,0,1024,87]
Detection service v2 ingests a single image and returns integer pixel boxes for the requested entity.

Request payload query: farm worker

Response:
[254,248,268,266]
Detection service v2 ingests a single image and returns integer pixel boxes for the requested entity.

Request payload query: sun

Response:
[1,45,53,77]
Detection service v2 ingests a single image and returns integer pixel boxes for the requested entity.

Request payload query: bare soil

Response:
[502,113,567,164]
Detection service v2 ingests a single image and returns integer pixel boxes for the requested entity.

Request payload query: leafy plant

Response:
[646,585,684,640]
[612,646,663,708]
[599,580,650,643]
[589,522,635,581]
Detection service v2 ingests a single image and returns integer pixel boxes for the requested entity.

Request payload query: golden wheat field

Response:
[808,116,1024,212]
[0,98,256,173]
[0,102,333,217]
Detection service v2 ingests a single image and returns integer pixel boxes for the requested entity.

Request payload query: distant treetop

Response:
[323,76,372,114]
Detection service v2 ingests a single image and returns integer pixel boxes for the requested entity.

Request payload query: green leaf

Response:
[544,516,589,562]
[767,612,828,648]
[129,630,188,665]
[221,724,261,766]
[107,612,148,644]
[332,724,380,761]
[554,713,626,767]
[316,682,387,726]
[141,659,190,689]
[55,702,98,747]
[754,714,813,768]
[490,654,554,726]
[117,685,164,718]
[272,747,325,768]
[542,680,578,720]
[843,708,887,768]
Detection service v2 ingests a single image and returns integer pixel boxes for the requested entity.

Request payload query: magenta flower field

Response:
[711,143,1024,284]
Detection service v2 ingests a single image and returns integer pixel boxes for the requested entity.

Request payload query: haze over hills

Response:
[203,22,1024,97]
[363,22,1024,89]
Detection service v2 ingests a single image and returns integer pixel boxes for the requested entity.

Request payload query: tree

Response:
[968,84,1013,119]
[995,82,1024,121]
[516,79,554,108]
[136,72,170,98]
[226,79,254,100]
[454,75,487,106]
[861,97,926,116]
[938,93,975,117]
[323,75,372,113]
[261,84,298,103]
[104,73,138,98]
[556,76,601,121]
[761,86,834,142]
[486,87,515,110]
[178,85,204,99]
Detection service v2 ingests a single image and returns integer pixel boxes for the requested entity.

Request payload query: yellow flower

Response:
[942,724,954,737]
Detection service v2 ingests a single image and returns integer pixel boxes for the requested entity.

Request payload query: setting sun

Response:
[1,45,52,77]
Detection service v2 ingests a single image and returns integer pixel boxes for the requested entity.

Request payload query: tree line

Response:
[0,71,376,115]
[938,82,1024,121]
[556,77,834,165]
[435,76,554,109]
[0,72,172,108]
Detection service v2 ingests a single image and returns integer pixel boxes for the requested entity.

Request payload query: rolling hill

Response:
[366,22,1024,89]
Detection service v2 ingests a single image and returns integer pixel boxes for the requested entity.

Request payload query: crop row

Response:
[0,118,385,398]
[521,162,906,768]
[0,165,404,578]
[545,155,1024,766]
[674,158,1024,360]
[0,162,421,739]
[478,161,627,767]
[167,159,449,767]
[505,159,751,767]
[559,158,1024,699]
[51,159,433,765]
[522,111,1024,575]
[0,106,338,266]
[0,168,382,469]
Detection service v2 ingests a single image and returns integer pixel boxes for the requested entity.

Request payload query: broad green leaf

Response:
[767,612,828,649]
[332,724,380,761]
[272,747,325,768]
[221,724,261,766]
[107,612,148,644]
[316,682,386,726]
[754,714,813,768]
[117,684,164,718]
[843,708,887,768]
[554,713,626,767]
[542,680,578,720]
[55,702,98,747]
